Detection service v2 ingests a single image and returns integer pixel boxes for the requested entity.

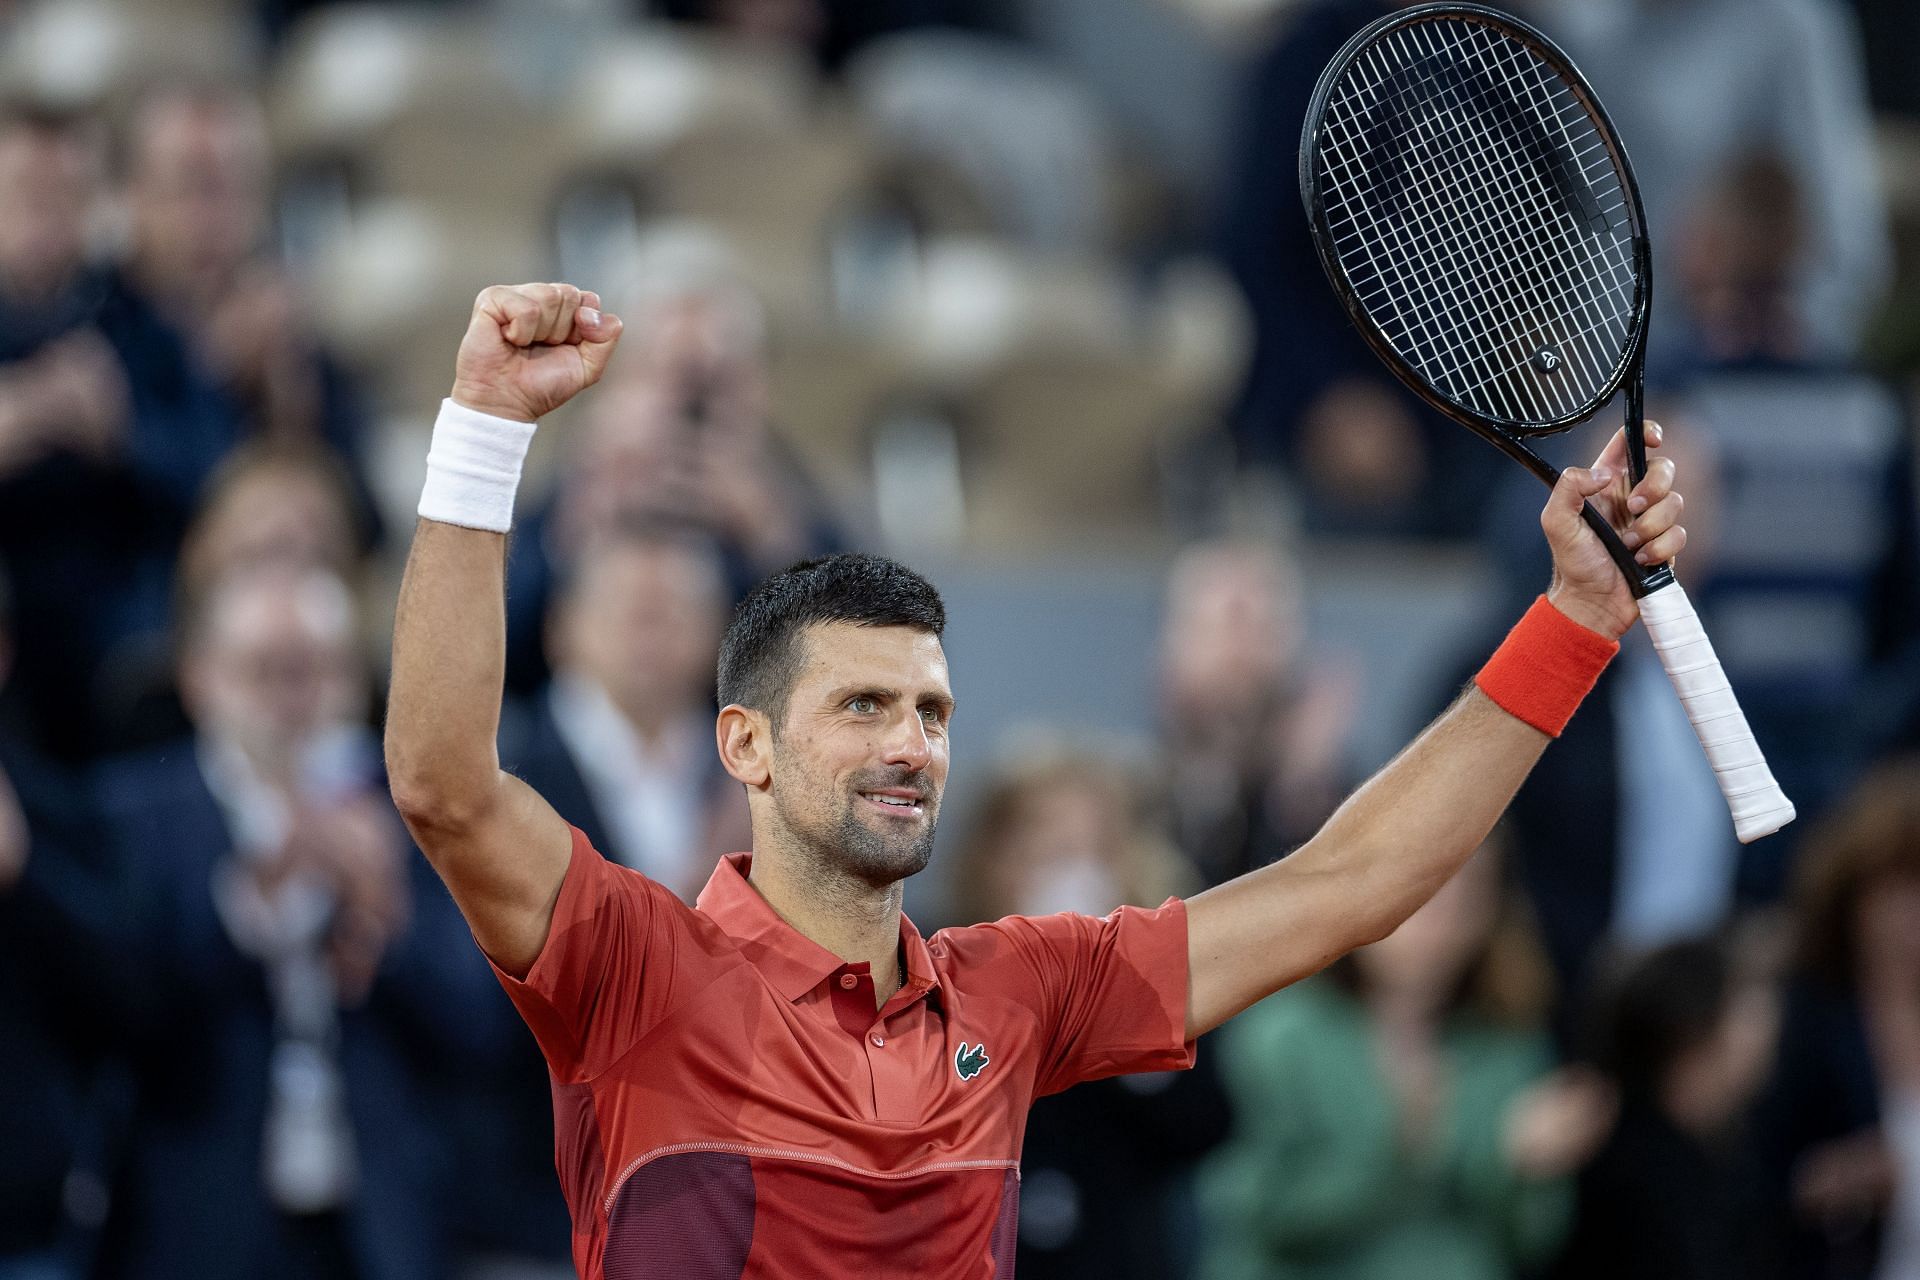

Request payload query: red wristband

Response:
[1473,596,1619,737]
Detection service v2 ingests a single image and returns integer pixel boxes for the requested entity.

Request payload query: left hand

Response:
[1542,419,1686,640]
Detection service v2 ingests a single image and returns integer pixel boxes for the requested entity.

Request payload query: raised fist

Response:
[450,283,623,423]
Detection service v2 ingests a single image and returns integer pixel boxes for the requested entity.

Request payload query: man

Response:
[0,103,142,764]
[1157,537,1356,886]
[386,283,1686,1278]
[506,523,747,903]
[1527,0,1888,367]
[104,79,381,552]
[97,565,498,1280]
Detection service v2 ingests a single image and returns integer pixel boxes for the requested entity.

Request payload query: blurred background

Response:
[1,0,1918,1277]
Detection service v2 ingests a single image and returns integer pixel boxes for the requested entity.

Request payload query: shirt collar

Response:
[696,853,942,1006]
[548,672,706,784]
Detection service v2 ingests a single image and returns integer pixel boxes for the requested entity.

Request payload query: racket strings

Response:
[1333,27,1627,413]
[1338,25,1632,416]
[1314,17,1639,424]
[1326,25,1629,413]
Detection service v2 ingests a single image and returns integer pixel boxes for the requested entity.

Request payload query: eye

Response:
[848,696,877,714]
[919,706,942,725]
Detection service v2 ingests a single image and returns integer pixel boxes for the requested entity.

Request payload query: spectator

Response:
[1156,537,1355,887]
[502,521,747,904]
[1472,152,1919,954]
[1657,151,1920,850]
[0,570,135,1279]
[176,443,367,612]
[94,441,373,751]
[1756,761,1920,1280]
[1198,833,1602,1280]
[93,566,499,1280]
[504,271,841,693]
[0,103,112,360]
[946,747,1229,1280]
[107,79,381,544]
[1214,0,1503,538]
[0,102,143,763]
[1556,935,1783,1280]
[1527,0,1890,367]
[1671,153,1811,369]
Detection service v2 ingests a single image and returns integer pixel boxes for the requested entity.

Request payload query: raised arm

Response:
[386,284,622,976]
[1185,426,1686,1037]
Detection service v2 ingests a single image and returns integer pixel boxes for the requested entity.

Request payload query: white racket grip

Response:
[1638,581,1795,843]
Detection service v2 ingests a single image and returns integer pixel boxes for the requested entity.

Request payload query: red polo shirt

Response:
[491,827,1194,1279]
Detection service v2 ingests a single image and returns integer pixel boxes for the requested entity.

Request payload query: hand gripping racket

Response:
[1299,3,1794,842]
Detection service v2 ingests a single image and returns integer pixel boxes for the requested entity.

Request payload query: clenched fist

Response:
[450,283,623,423]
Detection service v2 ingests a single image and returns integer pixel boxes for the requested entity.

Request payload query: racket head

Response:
[1299,3,1651,441]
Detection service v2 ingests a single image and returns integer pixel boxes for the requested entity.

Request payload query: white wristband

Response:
[417,398,538,533]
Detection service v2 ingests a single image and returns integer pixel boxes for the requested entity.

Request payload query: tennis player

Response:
[386,283,1686,1279]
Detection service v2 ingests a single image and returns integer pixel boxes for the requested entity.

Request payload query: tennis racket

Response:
[1298,2,1794,842]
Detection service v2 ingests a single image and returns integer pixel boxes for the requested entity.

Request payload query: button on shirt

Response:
[491,828,1195,1280]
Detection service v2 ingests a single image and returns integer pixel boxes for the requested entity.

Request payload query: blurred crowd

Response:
[1,0,1918,1278]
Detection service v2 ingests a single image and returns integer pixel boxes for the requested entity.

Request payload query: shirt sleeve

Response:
[488,826,688,1083]
[985,898,1195,1098]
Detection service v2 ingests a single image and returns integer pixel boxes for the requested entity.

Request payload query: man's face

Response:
[765,623,953,887]
[0,124,99,293]
[185,573,363,769]
[560,539,725,722]
[1160,545,1301,726]
[128,96,270,291]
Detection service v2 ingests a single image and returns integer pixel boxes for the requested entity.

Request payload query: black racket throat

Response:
[1479,366,1672,600]
[1299,2,1667,597]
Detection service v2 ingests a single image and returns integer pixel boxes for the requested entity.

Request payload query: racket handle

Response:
[1638,581,1795,843]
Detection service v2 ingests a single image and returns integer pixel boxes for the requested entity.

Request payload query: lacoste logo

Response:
[954,1042,990,1082]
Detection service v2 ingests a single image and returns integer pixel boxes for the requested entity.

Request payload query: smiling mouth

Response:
[859,792,927,817]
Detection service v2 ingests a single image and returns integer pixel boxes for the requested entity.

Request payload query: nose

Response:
[879,708,933,773]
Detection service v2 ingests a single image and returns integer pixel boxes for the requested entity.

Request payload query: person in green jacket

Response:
[1198,831,1612,1280]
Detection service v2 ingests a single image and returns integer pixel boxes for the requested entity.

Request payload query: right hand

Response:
[450,283,623,423]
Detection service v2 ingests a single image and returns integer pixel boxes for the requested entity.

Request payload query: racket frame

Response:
[1299,2,1670,597]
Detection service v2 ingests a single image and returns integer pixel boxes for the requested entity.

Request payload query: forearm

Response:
[383,288,621,971]
[1186,688,1546,1035]
[1302,687,1544,926]
[385,517,513,828]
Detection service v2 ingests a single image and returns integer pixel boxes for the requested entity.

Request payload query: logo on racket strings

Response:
[1533,347,1563,375]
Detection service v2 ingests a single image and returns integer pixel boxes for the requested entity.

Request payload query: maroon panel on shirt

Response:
[737,1159,1015,1278]
[604,1150,756,1280]
[987,1167,1020,1275]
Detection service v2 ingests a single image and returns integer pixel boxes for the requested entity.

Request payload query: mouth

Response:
[858,789,928,819]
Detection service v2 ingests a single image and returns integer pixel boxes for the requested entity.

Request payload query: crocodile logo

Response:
[954,1042,990,1082]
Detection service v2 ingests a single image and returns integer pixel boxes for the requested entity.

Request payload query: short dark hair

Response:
[716,553,945,727]
[1583,937,1733,1101]
[550,515,725,611]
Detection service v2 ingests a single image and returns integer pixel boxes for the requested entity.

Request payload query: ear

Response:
[716,704,772,789]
